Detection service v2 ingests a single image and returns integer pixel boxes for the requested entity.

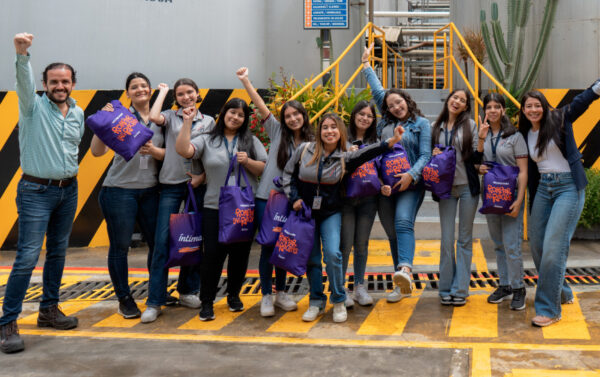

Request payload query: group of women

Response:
[93,45,600,328]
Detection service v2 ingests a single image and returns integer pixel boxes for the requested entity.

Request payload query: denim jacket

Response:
[363,66,432,182]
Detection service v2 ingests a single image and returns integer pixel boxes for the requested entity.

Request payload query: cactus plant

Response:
[481,0,558,99]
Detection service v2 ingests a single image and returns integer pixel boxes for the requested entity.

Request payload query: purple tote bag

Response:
[345,145,381,199]
[479,162,520,214]
[85,100,153,161]
[256,177,291,246]
[270,201,315,277]
[379,142,411,193]
[218,158,256,244]
[166,182,202,268]
[423,144,456,199]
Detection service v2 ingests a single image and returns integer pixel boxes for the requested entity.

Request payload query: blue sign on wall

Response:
[304,0,349,29]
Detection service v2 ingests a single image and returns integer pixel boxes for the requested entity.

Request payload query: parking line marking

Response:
[506,369,600,377]
[266,295,332,334]
[356,289,423,336]
[178,296,261,331]
[542,293,590,340]
[449,293,497,338]
[93,302,147,328]
[471,345,492,377]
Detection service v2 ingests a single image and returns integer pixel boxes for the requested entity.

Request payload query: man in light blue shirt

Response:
[0,33,84,354]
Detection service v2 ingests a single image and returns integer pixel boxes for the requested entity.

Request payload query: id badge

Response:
[312,196,322,210]
[139,156,149,170]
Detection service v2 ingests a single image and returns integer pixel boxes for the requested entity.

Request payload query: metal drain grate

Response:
[1,268,599,303]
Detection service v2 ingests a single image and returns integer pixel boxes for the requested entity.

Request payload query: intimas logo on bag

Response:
[273,212,288,223]
[111,115,138,142]
[233,208,254,227]
[486,185,513,204]
[351,161,376,179]
[385,155,410,176]
[178,234,202,243]
[275,231,298,255]
[422,166,440,183]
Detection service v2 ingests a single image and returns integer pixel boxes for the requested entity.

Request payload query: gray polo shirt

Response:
[255,113,298,200]
[103,107,164,189]
[482,131,528,167]
[159,109,215,184]
[192,134,268,209]
[433,119,477,186]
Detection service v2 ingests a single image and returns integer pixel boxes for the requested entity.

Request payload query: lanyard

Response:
[224,135,238,160]
[490,132,502,161]
[444,126,457,147]
[316,156,325,196]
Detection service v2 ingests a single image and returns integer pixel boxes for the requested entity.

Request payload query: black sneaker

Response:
[0,321,24,354]
[452,297,466,306]
[227,296,244,312]
[510,287,526,311]
[118,295,141,319]
[199,302,215,321]
[440,296,453,306]
[37,305,78,330]
[487,285,512,304]
[165,294,178,306]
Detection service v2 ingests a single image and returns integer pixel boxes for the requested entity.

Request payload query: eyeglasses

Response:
[357,112,375,119]
[451,94,467,104]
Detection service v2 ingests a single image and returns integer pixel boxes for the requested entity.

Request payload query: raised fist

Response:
[14,33,34,55]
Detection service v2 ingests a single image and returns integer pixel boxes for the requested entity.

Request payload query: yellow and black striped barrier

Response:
[0,88,598,249]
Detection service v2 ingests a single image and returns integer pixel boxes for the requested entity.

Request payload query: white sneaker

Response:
[393,267,413,295]
[274,292,297,311]
[260,294,275,317]
[302,306,324,322]
[140,306,161,323]
[179,294,201,309]
[344,287,354,308]
[386,287,408,303]
[353,283,373,306]
[333,302,347,323]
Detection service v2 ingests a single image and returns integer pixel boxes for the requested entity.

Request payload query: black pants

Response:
[200,208,252,303]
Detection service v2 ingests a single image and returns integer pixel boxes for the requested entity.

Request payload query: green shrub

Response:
[578,168,600,229]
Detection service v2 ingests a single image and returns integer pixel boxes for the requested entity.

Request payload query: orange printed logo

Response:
[351,161,376,179]
[178,246,200,254]
[276,233,298,255]
[385,156,410,176]
[111,115,138,142]
[486,184,513,204]
[422,166,440,183]
[233,208,254,227]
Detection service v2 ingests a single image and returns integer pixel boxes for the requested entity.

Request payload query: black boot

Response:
[37,305,78,330]
[1,321,25,354]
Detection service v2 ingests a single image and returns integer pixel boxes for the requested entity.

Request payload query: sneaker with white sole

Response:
[344,287,354,308]
[386,286,408,303]
[333,302,347,323]
[260,294,275,317]
[274,292,297,311]
[140,306,161,323]
[353,283,373,306]
[393,267,413,295]
[179,294,201,309]
[302,306,324,322]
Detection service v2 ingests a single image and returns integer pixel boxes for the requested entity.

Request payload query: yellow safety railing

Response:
[283,22,405,124]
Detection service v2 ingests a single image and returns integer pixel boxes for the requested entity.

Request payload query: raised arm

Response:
[149,83,169,126]
[14,33,36,116]
[361,43,385,111]
[563,79,600,123]
[175,107,197,158]
[344,125,404,173]
[236,67,270,120]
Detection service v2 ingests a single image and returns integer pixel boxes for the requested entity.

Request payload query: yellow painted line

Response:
[449,293,497,338]
[573,100,600,147]
[0,274,9,286]
[506,370,600,377]
[179,295,261,331]
[0,167,22,246]
[472,239,488,273]
[543,293,590,340]
[357,289,423,336]
[267,295,332,334]
[228,89,252,105]
[0,91,19,150]
[93,302,147,328]
[358,239,441,266]
[89,220,109,248]
[19,299,98,326]
[471,345,492,377]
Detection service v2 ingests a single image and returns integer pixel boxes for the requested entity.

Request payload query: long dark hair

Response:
[381,88,423,122]
[125,72,150,90]
[432,89,474,161]
[349,100,378,144]
[277,100,314,170]
[307,113,348,167]
[518,90,563,156]
[209,98,257,160]
[482,93,517,138]
[173,78,202,108]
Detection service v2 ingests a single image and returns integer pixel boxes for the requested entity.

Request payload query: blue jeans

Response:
[146,183,202,307]
[438,184,479,298]
[99,186,159,300]
[341,196,377,284]
[307,212,346,308]
[0,179,78,325]
[378,195,399,271]
[255,199,287,295]
[529,173,585,318]
[486,205,524,289]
